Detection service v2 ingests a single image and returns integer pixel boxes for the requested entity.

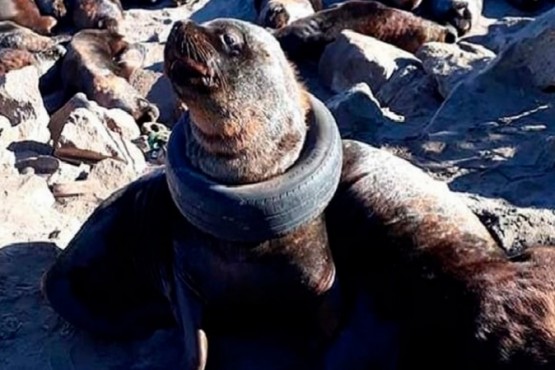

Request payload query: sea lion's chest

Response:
[171,214,335,312]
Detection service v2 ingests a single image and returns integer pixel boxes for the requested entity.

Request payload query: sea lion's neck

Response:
[184,107,308,185]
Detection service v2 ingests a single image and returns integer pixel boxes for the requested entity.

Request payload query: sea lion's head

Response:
[164,18,309,184]
[256,0,317,29]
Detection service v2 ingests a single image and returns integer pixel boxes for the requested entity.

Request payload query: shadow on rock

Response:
[411,7,555,209]
[190,0,256,23]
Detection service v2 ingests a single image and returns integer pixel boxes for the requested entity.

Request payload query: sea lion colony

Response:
[0,0,554,369]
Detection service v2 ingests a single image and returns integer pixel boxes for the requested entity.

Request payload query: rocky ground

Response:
[2,0,555,368]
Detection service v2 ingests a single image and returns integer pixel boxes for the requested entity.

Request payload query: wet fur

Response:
[326,140,555,369]
[0,0,57,35]
[62,29,159,123]
[273,0,457,61]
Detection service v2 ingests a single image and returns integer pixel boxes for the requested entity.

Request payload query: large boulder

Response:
[415,7,555,209]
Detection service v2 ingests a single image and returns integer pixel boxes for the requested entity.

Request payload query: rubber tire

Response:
[165,93,343,242]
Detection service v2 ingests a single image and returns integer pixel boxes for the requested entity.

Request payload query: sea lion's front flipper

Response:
[41,169,177,340]
[169,269,207,370]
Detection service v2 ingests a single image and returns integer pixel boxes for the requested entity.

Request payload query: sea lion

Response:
[34,0,68,20]
[41,17,555,370]
[417,0,483,36]
[0,20,69,52]
[67,0,124,32]
[0,0,58,35]
[44,18,344,369]
[324,140,555,370]
[503,0,544,10]
[0,21,68,77]
[273,0,457,62]
[0,48,35,74]
[61,29,159,124]
[254,0,323,29]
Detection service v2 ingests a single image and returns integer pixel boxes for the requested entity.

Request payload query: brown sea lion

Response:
[41,17,555,370]
[0,0,58,35]
[61,29,159,124]
[0,20,69,52]
[67,0,124,32]
[417,0,483,36]
[254,0,323,29]
[0,21,68,77]
[34,0,68,20]
[0,48,35,74]
[324,140,555,370]
[273,0,457,62]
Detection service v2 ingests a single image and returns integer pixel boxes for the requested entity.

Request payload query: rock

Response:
[0,115,11,147]
[103,108,142,141]
[189,0,256,23]
[49,93,140,142]
[461,193,555,253]
[415,8,555,208]
[91,158,142,194]
[0,174,55,208]
[129,68,185,126]
[51,158,143,200]
[48,94,145,174]
[376,64,442,128]
[416,41,496,98]
[464,17,535,53]
[47,161,90,186]
[0,67,50,143]
[0,148,16,175]
[319,31,420,94]
[325,83,406,143]
[0,175,85,247]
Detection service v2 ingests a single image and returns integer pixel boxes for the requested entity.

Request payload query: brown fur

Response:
[164,19,310,184]
[34,0,67,19]
[0,0,57,35]
[326,140,555,369]
[62,29,159,124]
[68,0,123,32]
[0,20,68,52]
[0,48,35,75]
[274,0,457,61]
[255,0,323,29]
[42,20,343,370]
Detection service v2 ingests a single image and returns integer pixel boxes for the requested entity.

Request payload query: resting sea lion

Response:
[41,17,555,370]
[0,20,69,52]
[254,0,323,29]
[0,0,58,35]
[273,0,457,61]
[0,21,68,76]
[417,0,483,36]
[61,29,159,124]
[67,0,124,32]
[34,0,68,20]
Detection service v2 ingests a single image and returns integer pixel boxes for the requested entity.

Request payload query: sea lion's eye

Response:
[221,32,242,54]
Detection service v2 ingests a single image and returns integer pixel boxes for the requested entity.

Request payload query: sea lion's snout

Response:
[164,20,223,94]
